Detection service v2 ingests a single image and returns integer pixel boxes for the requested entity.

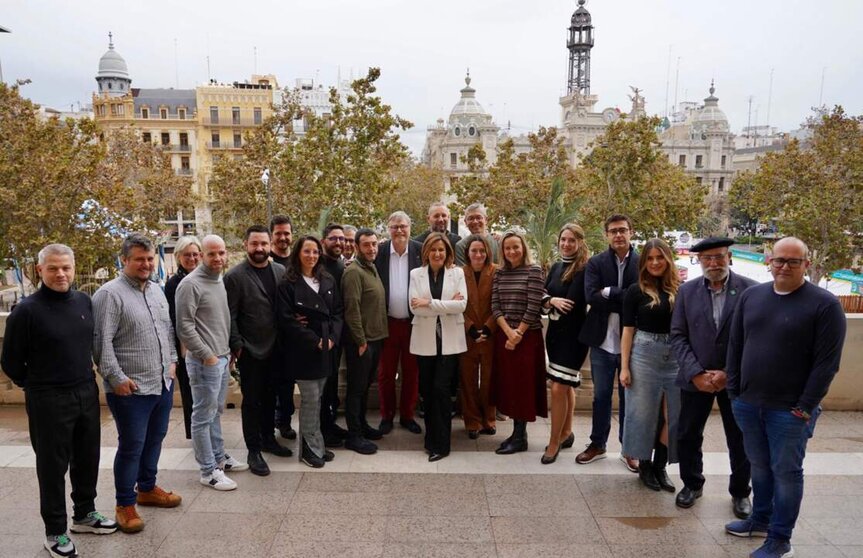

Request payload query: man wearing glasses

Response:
[670,237,756,518]
[343,225,357,263]
[576,214,640,470]
[725,237,846,558]
[319,223,350,446]
[374,211,424,436]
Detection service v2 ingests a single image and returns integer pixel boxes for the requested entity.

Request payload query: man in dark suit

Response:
[576,214,639,469]
[671,237,756,517]
[224,225,292,476]
[414,201,461,249]
[374,211,424,435]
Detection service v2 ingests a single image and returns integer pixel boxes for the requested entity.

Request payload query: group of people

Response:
[0,201,847,558]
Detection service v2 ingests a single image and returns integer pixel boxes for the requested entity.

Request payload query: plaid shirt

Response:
[93,274,176,395]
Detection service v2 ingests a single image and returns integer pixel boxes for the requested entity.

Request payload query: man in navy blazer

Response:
[373,211,424,435]
[671,237,757,517]
[576,214,640,469]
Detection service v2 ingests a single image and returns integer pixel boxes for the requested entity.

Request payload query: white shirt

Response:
[598,252,629,355]
[302,275,320,293]
[388,242,411,319]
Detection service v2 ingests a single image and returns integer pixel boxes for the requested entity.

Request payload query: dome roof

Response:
[692,82,729,133]
[97,34,130,79]
[571,0,592,26]
[450,73,487,118]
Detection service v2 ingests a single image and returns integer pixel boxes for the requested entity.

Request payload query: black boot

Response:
[638,460,661,491]
[495,420,528,455]
[652,444,675,492]
[301,439,325,469]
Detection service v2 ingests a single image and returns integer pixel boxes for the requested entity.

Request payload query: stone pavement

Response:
[3,405,863,557]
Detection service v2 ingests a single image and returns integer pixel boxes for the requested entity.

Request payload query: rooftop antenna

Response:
[664,45,672,118]
[174,38,179,88]
[253,46,257,75]
[672,56,681,114]
[818,66,826,107]
[747,95,754,145]
[765,67,774,130]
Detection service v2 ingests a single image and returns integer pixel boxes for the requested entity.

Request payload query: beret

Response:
[690,236,735,252]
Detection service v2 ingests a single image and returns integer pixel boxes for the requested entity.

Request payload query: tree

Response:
[448,127,578,229]
[0,82,192,282]
[731,106,863,284]
[383,160,446,228]
[727,170,760,239]
[521,177,584,270]
[209,68,413,239]
[574,115,707,251]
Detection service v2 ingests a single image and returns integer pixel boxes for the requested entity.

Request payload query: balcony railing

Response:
[169,144,192,152]
[175,168,194,176]
[203,117,264,127]
[206,142,243,150]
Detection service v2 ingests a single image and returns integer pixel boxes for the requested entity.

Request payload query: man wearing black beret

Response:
[670,237,757,518]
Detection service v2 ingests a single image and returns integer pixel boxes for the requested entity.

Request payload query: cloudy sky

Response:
[2,0,861,155]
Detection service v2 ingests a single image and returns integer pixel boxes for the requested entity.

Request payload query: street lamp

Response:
[261,168,272,225]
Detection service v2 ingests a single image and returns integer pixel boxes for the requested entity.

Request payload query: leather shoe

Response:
[468,430,479,439]
[638,462,661,491]
[541,446,560,465]
[278,424,297,440]
[262,440,293,458]
[732,496,752,519]
[479,427,496,436]
[362,425,383,440]
[323,450,335,462]
[428,452,448,462]
[654,467,676,493]
[378,419,394,435]
[675,486,703,508]
[323,432,344,448]
[247,451,270,477]
[400,419,422,434]
[345,436,378,455]
[560,432,575,449]
[495,439,528,455]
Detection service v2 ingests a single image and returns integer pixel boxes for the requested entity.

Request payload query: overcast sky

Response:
[2,0,861,155]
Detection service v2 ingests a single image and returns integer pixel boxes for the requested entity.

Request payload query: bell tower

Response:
[566,0,594,95]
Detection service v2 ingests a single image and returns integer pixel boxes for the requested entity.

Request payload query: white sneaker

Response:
[200,468,237,491]
[220,454,249,472]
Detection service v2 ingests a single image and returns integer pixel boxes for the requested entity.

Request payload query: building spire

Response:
[465,67,471,87]
[108,31,114,49]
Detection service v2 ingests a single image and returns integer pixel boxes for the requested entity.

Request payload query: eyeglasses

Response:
[344,239,355,244]
[607,227,630,236]
[770,258,805,269]
[698,254,728,263]
[388,224,409,231]
[326,236,345,243]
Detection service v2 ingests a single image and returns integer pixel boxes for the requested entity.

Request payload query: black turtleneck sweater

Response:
[1,285,96,391]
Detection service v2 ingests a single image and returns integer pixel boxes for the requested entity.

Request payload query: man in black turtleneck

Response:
[319,223,349,446]
[1,244,117,558]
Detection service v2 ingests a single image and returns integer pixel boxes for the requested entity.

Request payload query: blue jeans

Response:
[106,382,173,506]
[187,356,230,474]
[732,398,820,542]
[589,347,626,448]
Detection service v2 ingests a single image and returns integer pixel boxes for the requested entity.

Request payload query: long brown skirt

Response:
[492,328,548,421]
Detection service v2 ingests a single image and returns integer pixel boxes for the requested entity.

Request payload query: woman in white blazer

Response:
[409,232,468,462]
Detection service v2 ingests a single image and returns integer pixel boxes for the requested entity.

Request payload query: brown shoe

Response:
[575,444,607,464]
[115,505,144,533]
[619,454,639,473]
[137,486,182,508]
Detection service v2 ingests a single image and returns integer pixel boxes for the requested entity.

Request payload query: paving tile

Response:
[278,514,388,541]
[186,488,292,514]
[390,491,489,516]
[382,542,497,557]
[838,546,863,557]
[3,534,44,558]
[386,516,494,543]
[496,543,614,558]
[296,472,397,493]
[487,492,592,517]
[286,491,392,516]
[267,541,384,558]
[609,544,729,557]
[808,517,863,546]
[596,516,713,545]
[483,473,579,494]
[163,512,282,540]
[75,534,161,558]
[156,536,274,558]
[801,494,863,517]
[702,516,828,547]
[491,516,605,544]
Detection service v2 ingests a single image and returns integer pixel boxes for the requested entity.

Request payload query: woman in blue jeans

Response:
[620,238,681,492]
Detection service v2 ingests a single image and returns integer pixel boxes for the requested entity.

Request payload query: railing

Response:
[139,112,195,121]
[206,142,243,150]
[175,168,193,176]
[169,144,192,152]
[203,117,264,127]
[839,295,863,313]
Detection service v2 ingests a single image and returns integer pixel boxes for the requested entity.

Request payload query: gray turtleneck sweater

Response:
[175,263,231,361]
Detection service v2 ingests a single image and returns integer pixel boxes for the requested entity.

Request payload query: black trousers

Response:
[239,352,278,451]
[319,344,342,432]
[678,388,751,497]
[175,353,194,439]
[344,339,382,437]
[26,381,101,536]
[418,353,458,455]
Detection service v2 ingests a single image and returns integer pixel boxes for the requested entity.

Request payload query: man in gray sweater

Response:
[176,234,248,491]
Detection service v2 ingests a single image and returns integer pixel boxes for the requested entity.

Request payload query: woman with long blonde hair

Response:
[620,238,682,492]
[540,224,590,464]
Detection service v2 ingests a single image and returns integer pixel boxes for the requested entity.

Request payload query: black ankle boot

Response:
[653,466,675,492]
[638,460,661,491]
[495,420,528,455]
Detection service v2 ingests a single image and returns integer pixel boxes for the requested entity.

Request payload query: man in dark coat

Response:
[224,225,292,476]
[319,223,349,446]
[671,237,757,518]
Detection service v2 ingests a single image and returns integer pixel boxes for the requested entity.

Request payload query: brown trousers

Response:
[459,338,496,431]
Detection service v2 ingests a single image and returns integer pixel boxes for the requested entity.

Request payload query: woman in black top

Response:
[540,223,589,464]
[620,238,681,492]
[277,236,343,468]
[164,235,201,439]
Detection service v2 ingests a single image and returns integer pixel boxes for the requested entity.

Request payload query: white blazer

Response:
[409,265,468,356]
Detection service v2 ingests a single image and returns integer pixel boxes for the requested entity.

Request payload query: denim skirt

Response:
[621,331,680,462]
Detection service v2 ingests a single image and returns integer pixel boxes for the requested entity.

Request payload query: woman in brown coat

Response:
[459,235,498,439]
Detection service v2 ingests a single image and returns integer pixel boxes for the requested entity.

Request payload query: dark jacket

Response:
[223,260,286,360]
[277,271,343,380]
[545,263,589,371]
[578,246,640,348]
[165,265,191,352]
[374,239,423,315]
[414,230,461,252]
[670,271,758,391]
